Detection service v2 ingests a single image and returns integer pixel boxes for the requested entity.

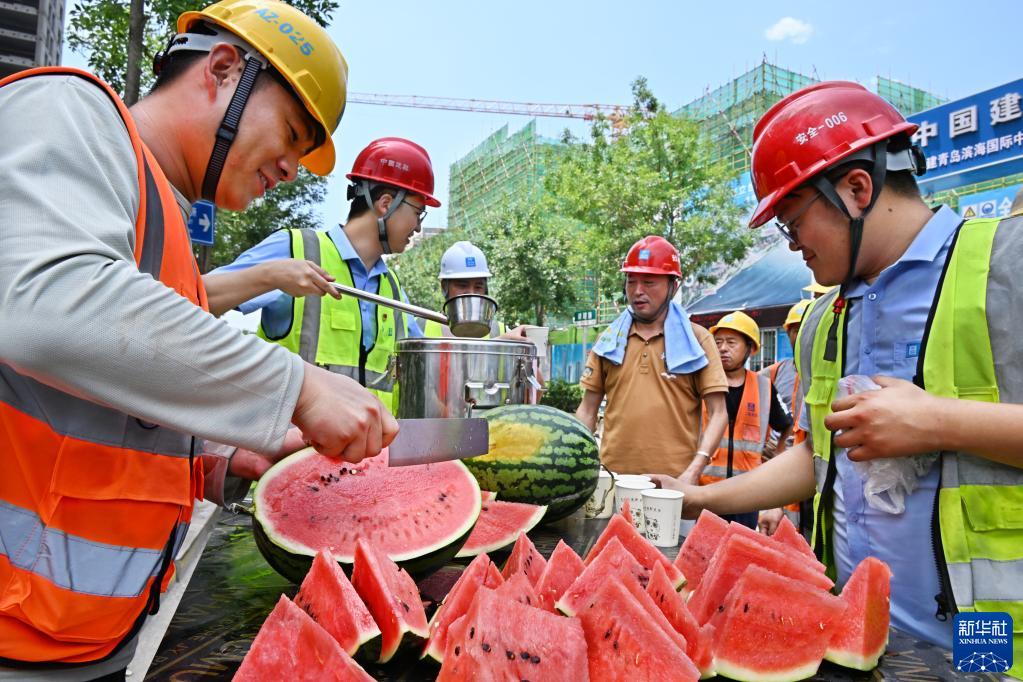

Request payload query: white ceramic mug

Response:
[584,470,615,519]
[641,489,684,548]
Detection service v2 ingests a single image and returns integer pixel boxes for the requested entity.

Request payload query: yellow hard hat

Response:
[177,0,348,175]
[710,311,760,354]
[784,299,812,330]
[803,280,834,295]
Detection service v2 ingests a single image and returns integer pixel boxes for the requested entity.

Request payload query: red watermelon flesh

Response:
[674,510,730,594]
[577,580,700,682]
[710,565,848,682]
[480,490,497,502]
[423,554,494,663]
[647,562,715,677]
[724,521,826,573]
[294,549,380,657]
[584,513,686,589]
[556,537,648,616]
[495,572,541,609]
[536,539,585,612]
[454,500,547,558]
[771,515,818,565]
[351,538,429,663]
[234,595,373,682]
[483,560,504,588]
[688,533,834,625]
[619,497,632,522]
[437,588,589,682]
[825,557,892,671]
[501,531,547,586]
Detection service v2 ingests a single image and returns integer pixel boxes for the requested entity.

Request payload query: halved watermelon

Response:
[825,557,892,670]
[423,554,500,664]
[688,533,834,625]
[710,565,848,682]
[294,549,380,657]
[437,588,589,681]
[501,532,547,587]
[454,500,547,559]
[556,537,649,617]
[674,510,729,594]
[351,538,429,663]
[234,595,374,681]
[577,580,700,682]
[495,572,541,609]
[253,447,481,581]
[584,513,685,589]
[536,540,585,612]
[647,562,715,677]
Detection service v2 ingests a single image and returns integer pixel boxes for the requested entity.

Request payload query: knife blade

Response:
[387,418,490,467]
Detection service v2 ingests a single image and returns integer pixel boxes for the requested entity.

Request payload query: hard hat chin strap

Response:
[356,180,406,255]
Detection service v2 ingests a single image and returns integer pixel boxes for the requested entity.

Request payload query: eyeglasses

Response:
[774,192,821,245]
[401,199,427,225]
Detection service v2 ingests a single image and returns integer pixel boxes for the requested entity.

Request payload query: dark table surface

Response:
[147,509,1001,681]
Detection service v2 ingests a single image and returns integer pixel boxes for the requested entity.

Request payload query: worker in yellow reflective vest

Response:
[419,241,507,338]
[651,81,1023,677]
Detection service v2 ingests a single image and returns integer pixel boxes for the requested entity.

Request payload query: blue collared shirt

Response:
[211,225,423,349]
[800,205,962,649]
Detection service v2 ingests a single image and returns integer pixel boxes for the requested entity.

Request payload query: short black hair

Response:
[347,185,397,222]
[824,133,920,199]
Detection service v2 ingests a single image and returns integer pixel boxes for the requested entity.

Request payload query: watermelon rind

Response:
[252,448,480,582]
[713,657,822,682]
[454,501,547,559]
[464,405,599,523]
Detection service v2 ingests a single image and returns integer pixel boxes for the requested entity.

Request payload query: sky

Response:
[63,0,1021,230]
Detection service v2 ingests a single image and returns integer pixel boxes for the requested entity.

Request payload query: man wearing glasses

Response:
[206,137,437,413]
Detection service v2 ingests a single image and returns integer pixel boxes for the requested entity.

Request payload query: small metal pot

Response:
[443,294,498,338]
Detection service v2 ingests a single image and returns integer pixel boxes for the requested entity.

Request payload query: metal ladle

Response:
[330,283,493,338]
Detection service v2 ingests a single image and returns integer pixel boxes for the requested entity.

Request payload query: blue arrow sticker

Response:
[187,200,216,246]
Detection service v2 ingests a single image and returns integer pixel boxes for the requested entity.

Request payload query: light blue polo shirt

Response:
[800,205,962,650]
[211,225,423,350]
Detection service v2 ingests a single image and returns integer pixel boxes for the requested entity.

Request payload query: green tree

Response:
[389,229,467,314]
[546,77,752,304]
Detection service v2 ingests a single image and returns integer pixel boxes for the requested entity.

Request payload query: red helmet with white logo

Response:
[347,137,441,207]
[748,81,918,228]
[621,236,682,277]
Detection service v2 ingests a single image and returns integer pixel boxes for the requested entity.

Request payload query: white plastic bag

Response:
[836,375,937,515]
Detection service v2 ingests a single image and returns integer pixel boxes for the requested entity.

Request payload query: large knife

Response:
[387,418,490,467]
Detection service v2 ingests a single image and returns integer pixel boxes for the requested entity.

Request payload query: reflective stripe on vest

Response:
[700,370,770,486]
[799,215,1023,678]
[0,67,205,665]
[258,228,405,413]
[420,317,506,338]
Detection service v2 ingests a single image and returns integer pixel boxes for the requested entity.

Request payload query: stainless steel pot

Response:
[394,338,538,419]
[443,294,499,338]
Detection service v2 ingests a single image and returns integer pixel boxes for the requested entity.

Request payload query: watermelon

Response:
[724,522,826,573]
[536,540,585,612]
[825,557,892,670]
[454,499,547,559]
[494,572,541,608]
[688,533,834,625]
[647,562,715,677]
[293,549,380,657]
[710,565,848,682]
[423,554,499,663]
[771,515,817,564]
[234,595,373,681]
[501,532,547,586]
[464,404,600,522]
[584,513,686,589]
[577,580,700,682]
[437,588,589,682]
[351,538,429,663]
[481,490,497,502]
[556,537,649,617]
[674,510,729,594]
[252,447,481,582]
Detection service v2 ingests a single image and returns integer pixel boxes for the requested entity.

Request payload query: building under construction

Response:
[0,0,63,78]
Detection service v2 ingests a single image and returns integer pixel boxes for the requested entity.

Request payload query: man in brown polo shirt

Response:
[575,236,728,479]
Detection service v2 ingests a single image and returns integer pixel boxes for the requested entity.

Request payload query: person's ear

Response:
[840,168,874,212]
[375,192,393,217]
[203,44,244,99]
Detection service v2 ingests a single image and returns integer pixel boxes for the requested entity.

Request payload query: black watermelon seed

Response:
[481,643,491,653]
[520,651,530,660]
[506,650,515,660]
[744,602,750,613]
[308,485,319,492]
[531,655,540,664]
[718,605,725,613]
[469,627,475,639]
[526,596,531,605]
[604,629,612,639]
[613,640,619,651]
[400,601,410,612]
[454,646,460,656]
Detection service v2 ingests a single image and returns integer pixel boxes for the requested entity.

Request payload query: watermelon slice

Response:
[294,549,380,657]
[536,540,585,612]
[423,554,497,663]
[557,537,649,616]
[253,447,481,581]
[710,565,848,682]
[647,562,715,677]
[454,500,547,559]
[577,580,700,682]
[481,490,497,502]
[619,497,632,522]
[825,557,892,670]
[495,572,541,609]
[351,538,429,663]
[688,533,834,625]
[584,513,686,589]
[501,532,547,586]
[674,510,729,594]
[724,522,826,573]
[437,588,589,682]
[771,515,818,565]
[235,595,374,681]
[483,559,504,588]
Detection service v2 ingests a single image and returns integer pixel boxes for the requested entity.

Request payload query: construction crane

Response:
[347,92,627,122]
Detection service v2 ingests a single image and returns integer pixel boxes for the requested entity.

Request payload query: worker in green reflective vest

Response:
[205,137,440,415]
[419,241,507,339]
[650,81,1023,678]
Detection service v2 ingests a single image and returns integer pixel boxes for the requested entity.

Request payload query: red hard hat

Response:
[347,137,441,207]
[748,81,917,228]
[621,236,682,277]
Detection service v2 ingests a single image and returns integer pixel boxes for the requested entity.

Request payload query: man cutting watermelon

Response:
[652,81,1023,678]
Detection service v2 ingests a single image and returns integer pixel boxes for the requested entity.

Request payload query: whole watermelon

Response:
[465,405,599,523]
